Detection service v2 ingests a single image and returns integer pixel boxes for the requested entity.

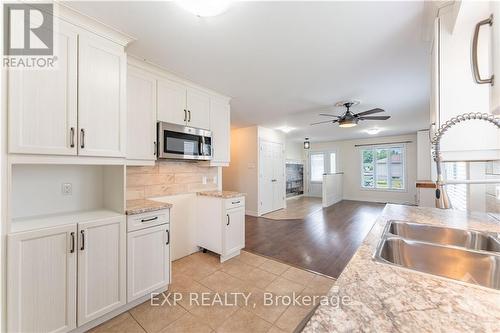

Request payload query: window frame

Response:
[309,153,325,183]
[360,144,407,192]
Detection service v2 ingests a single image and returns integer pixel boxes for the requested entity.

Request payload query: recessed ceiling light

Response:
[277,126,295,133]
[176,0,232,17]
[366,128,381,135]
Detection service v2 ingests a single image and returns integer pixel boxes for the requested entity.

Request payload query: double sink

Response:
[374,220,500,290]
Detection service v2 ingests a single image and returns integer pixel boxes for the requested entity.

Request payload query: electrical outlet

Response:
[62,183,72,196]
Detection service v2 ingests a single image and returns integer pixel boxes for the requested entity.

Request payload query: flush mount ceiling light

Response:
[366,128,381,135]
[175,0,232,17]
[277,126,295,133]
[303,138,310,149]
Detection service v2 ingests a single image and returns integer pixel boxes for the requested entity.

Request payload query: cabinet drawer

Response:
[225,197,245,210]
[127,210,169,232]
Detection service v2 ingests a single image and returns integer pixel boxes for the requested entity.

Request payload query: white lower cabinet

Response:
[77,216,126,325]
[7,225,77,333]
[7,215,126,332]
[196,196,245,262]
[127,223,170,302]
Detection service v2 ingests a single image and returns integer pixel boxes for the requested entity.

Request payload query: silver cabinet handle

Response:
[227,214,230,226]
[232,200,241,204]
[80,230,85,251]
[80,129,85,149]
[154,141,157,156]
[70,232,75,253]
[184,109,187,122]
[70,127,75,148]
[141,216,158,223]
[166,229,170,245]
[188,110,191,122]
[472,14,494,85]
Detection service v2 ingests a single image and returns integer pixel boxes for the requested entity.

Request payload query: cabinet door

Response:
[210,98,230,164]
[8,225,77,333]
[78,216,126,325]
[439,3,498,158]
[127,224,170,302]
[157,79,187,125]
[78,32,126,157]
[223,207,245,255]
[8,21,78,155]
[127,66,157,162]
[186,88,210,129]
[490,1,500,115]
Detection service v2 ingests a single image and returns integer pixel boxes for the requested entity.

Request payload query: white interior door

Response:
[8,21,78,155]
[272,143,285,210]
[78,216,126,325]
[78,32,126,157]
[259,141,285,215]
[7,225,77,333]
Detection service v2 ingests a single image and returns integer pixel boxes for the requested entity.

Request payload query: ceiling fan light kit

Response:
[312,101,390,129]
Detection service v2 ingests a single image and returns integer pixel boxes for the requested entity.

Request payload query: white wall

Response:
[285,140,303,162]
[417,130,432,180]
[308,133,418,205]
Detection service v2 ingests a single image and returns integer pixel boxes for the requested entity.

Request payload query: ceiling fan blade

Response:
[311,119,339,125]
[355,108,385,117]
[319,113,340,118]
[359,115,391,120]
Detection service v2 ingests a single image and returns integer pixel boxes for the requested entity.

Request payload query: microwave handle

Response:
[199,137,204,156]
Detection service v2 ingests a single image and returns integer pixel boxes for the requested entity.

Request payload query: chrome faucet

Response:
[431,112,500,209]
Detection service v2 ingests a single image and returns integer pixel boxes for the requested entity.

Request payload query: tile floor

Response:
[90,250,336,333]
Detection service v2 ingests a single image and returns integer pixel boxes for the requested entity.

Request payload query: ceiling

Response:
[65,1,431,143]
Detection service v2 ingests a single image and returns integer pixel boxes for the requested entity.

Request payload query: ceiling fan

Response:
[311,101,390,128]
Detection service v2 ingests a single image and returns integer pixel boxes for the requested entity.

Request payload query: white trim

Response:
[359,144,407,192]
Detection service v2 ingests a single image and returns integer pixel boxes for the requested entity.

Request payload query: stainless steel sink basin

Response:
[387,220,500,254]
[374,220,500,290]
[376,237,500,290]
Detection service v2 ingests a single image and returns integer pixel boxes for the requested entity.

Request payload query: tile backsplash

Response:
[126,161,218,200]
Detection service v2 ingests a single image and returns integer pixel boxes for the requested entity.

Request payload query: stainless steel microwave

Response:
[157,122,212,160]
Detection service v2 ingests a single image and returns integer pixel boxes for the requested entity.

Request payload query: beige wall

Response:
[126,161,218,200]
[285,140,304,162]
[222,126,259,215]
[308,133,418,205]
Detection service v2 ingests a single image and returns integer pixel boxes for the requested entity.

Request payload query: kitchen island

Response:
[303,204,500,332]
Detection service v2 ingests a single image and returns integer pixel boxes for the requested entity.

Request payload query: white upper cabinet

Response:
[157,78,187,126]
[8,224,77,333]
[489,1,500,115]
[7,9,130,160]
[127,66,157,163]
[78,32,127,157]
[186,88,210,129]
[77,215,126,326]
[432,2,500,160]
[210,98,231,165]
[8,21,78,155]
[157,78,211,129]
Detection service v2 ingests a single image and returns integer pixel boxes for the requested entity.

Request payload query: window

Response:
[361,146,405,190]
[310,153,324,182]
[330,152,337,173]
[444,162,467,211]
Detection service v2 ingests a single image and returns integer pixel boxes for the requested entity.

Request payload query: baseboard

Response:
[245,210,258,217]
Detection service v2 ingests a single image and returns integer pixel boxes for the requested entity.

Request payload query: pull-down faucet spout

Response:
[431,112,500,209]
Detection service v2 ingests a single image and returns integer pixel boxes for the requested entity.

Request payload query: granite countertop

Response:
[125,199,173,215]
[197,190,245,199]
[303,204,500,332]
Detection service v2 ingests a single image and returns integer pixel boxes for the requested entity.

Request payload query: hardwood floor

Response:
[262,196,323,220]
[245,200,385,278]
